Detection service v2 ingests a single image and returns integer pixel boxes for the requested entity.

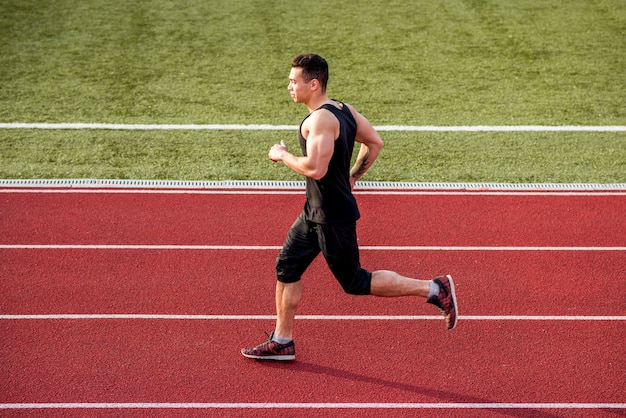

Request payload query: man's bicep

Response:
[306,129,334,167]
[306,112,336,161]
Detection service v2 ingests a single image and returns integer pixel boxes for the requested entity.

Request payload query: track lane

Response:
[1,320,622,405]
[1,250,623,316]
[1,191,625,247]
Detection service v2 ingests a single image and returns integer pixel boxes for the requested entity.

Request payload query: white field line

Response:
[0,402,624,410]
[0,314,623,321]
[1,122,626,132]
[1,244,624,251]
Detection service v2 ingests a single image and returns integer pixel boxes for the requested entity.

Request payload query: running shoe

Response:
[427,275,458,330]
[241,332,295,361]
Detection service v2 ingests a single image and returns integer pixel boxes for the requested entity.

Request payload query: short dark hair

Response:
[291,54,329,91]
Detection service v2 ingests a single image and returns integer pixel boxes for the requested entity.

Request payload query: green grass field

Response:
[1,0,625,183]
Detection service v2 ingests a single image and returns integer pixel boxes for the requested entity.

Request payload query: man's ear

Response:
[309,78,320,91]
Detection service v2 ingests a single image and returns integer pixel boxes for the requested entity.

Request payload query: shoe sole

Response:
[446,274,458,330]
[241,351,295,361]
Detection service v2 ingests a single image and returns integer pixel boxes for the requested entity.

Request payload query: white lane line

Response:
[0,402,624,409]
[2,122,626,131]
[0,244,283,250]
[0,188,299,195]
[1,245,624,251]
[0,314,623,321]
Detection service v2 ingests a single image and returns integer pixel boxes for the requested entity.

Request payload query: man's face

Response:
[288,67,310,104]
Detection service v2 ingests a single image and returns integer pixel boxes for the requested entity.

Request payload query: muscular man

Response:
[242,54,457,361]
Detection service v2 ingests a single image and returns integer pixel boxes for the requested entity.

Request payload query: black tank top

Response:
[298,102,360,224]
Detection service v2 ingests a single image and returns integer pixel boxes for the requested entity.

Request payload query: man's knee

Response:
[339,269,372,295]
[276,273,301,284]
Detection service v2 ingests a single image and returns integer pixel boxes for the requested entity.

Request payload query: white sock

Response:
[428,280,440,298]
[272,333,292,344]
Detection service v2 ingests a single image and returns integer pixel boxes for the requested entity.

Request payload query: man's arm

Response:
[348,105,384,188]
[268,110,338,180]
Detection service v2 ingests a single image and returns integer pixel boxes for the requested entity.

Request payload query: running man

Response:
[241,54,457,361]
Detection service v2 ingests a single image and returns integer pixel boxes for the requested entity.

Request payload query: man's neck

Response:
[305,94,331,113]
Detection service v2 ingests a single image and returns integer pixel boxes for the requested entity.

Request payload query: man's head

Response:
[290,54,329,92]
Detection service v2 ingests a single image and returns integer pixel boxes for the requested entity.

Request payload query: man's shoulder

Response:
[304,106,341,129]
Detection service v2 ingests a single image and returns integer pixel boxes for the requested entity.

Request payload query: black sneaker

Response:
[427,275,458,330]
[241,332,295,361]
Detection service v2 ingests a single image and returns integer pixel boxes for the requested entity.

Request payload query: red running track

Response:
[0,187,625,417]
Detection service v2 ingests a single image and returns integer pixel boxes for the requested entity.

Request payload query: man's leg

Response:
[318,221,458,330]
[274,280,302,340]
[241,214,316,360]
[370,270,458,330]
[240,281,300,360]
[369,270,430,297]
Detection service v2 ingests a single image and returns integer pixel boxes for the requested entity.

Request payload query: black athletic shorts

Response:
[276,213,372,295]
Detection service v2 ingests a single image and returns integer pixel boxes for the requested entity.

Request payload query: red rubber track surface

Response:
[2,192,624,246]
[1,189,624,417]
